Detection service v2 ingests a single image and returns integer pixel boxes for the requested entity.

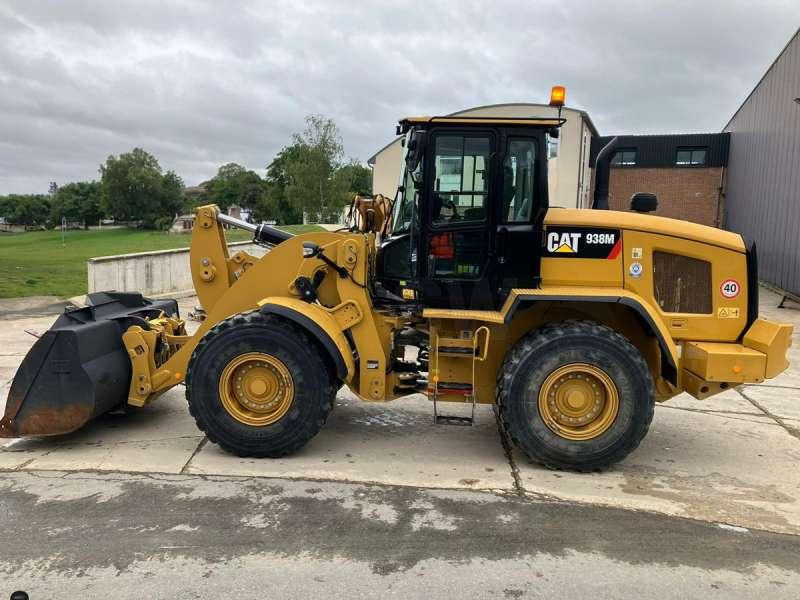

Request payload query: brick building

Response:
[589,133,730,226]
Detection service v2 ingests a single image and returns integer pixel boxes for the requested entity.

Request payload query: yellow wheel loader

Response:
[2,92,793,470]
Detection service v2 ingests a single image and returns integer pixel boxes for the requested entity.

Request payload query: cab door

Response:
[493,132,546,293]
[420,130,496,309]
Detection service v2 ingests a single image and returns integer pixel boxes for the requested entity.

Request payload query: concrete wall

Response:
[369,104,596,209]
[88,241,269,296]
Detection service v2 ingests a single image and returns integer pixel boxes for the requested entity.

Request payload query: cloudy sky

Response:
[1,1,798,194]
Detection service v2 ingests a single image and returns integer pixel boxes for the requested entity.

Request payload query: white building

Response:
[368,103,597,209]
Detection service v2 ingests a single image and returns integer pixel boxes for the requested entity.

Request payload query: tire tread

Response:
[185,310,336,458]
[497,320,655,471]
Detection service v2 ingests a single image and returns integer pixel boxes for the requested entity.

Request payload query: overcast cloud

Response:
[0,0,798,193]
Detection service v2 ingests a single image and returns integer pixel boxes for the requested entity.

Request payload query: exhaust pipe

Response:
[592,136,618,210]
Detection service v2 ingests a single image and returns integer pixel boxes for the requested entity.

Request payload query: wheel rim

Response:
[538,363,619,441]
[219,352,294,426]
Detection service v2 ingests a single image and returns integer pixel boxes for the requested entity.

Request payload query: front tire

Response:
[186,311,334,458]
[498,320,655,471]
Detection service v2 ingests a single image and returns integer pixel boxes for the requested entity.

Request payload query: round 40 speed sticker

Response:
[720,279,741,299]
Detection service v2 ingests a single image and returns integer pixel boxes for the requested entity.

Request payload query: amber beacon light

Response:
[549,85,566,107]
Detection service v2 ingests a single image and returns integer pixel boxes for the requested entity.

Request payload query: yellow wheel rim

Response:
[219,352,294,426]
[538,363,619,441]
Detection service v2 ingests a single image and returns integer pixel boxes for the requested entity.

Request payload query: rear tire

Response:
[497,320,654,471]
[186,310,334,458]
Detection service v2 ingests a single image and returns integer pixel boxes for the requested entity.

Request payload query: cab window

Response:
[502,139,536,222]
[432,136,490,225]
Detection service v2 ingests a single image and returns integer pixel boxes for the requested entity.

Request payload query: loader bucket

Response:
[0,292,179,438]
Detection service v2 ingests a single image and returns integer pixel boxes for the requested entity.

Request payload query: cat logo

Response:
[544,226,621,259]
[546,231,580,253]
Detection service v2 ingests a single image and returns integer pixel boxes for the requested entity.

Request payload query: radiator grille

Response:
[653,252,712,314]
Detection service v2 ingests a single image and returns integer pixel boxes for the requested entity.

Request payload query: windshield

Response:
[392,164,419,234]
[391,132,420,235]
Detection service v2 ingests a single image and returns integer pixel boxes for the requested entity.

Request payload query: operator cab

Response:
[377,114,563,310]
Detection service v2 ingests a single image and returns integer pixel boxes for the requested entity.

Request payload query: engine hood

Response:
[544,208,745,253]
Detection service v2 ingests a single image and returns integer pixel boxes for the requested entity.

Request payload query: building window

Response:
[676,148,707,166]
[611,149,637,166]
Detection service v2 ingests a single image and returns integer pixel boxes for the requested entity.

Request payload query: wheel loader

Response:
[1,88,793,470]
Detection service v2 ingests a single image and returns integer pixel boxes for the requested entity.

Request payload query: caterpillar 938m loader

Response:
[2,89,793,470]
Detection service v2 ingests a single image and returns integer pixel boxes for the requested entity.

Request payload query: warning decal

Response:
[543,227,621,259]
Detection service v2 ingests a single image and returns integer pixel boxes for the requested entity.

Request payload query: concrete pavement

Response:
[1,470,799,599]
[1,287,799,597]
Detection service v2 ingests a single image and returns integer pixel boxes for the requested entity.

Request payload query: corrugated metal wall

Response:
[723,29,800,296]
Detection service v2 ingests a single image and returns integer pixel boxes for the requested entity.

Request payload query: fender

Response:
[257,296,355,381]
[504,287,679,385]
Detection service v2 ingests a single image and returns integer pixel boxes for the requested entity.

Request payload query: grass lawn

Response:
[0,224,323,298]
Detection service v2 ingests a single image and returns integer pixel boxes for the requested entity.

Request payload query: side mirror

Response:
[302,242,320,258]
[630,192,658,213]
[405,130,427,175]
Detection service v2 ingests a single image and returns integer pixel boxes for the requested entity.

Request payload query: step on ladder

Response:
[431,326,490,426]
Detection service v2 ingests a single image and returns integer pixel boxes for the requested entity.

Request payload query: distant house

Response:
[227,204,253,222]
[0,216,43,233]
[169,214,195,233]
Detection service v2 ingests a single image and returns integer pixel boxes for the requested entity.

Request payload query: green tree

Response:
[254,146,305,225]
[205,163,265,212]
[334,160,372,200]
[256,115,369,224]
[0,194,51,227]
[49,181,103,228]
[99,148,183,229]
[0,196,12,221]
[284,114,345,222]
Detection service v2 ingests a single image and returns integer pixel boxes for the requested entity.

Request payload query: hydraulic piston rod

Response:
[216,212,293,246]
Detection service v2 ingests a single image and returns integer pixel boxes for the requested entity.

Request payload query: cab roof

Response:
[398,115,565,131]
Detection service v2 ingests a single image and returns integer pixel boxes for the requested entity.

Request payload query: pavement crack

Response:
[13,457,38,471]
[658,405,763,417]
[736,388,800,443]
[495,414,523,497]
[742,383,800,391]
[180,436,208,474]
[87,435,205,446]
[658,404,778,425]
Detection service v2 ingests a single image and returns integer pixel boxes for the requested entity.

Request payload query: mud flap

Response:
[0,292,178,438]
